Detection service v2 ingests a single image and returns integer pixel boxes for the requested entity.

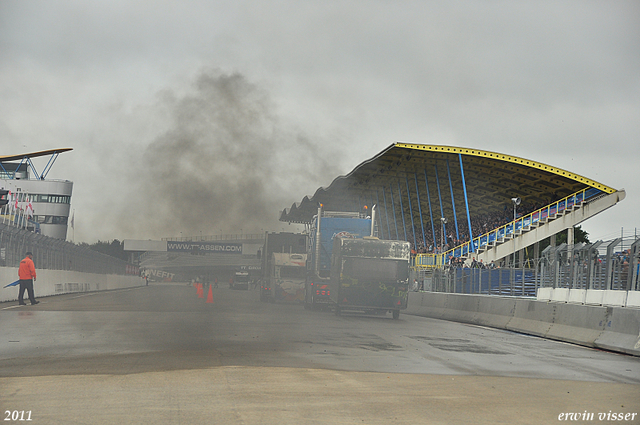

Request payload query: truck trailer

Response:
[304,208,375,310]
[329,236,410,319]
[230,270,250,290]
[262,252,307,302]
[260,232,308,302]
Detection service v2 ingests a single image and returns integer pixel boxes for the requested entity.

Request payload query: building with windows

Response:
[0,149,73,240]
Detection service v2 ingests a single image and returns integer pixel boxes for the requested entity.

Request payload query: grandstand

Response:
[279,143,626,269]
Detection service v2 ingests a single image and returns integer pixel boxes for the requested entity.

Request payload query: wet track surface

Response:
[1,283,639,424]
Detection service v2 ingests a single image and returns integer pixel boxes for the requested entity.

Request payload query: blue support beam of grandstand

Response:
[447,159,460,241]
[423,169,437,251]
[397,181,408,241]
[382,187,392,240]
[405,175,417,248]
[388,185,400,240]
[434,163,447,249]
[459,154,474,253]
[414,173,427,252]
[376,191,385,239]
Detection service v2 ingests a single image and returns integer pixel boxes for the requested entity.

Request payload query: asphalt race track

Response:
[1,283,639,424]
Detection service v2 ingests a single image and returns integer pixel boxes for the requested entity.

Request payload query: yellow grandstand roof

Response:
[0,148,73,163]
[280,142,618,224]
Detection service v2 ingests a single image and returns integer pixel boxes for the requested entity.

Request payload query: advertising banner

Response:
[166,241,243,254]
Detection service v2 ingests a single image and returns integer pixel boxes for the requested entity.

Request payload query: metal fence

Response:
[539,237,640,292]
[422,267,538,297]
[0,223,137,275]
[414,237,640,297]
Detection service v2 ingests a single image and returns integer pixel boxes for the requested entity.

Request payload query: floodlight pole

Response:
[511,197,520,267]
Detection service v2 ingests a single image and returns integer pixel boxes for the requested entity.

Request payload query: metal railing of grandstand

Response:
[0,223,138,275]
[414,187,602,269]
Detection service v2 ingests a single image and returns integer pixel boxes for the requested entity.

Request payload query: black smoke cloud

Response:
[121,69,343,238]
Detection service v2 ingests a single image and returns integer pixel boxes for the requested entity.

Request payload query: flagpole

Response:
[21,192,26,230]
[20,192,26,230]
[6,191,13,226]
[16,192,22,229]
[14,191,20,228]
[1,190,7,225]
[20,192,25,229]
[9,191,16,227]
[25,192,33,230]
[16,192,22,228]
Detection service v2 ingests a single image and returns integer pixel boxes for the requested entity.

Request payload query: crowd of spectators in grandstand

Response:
[445,256,497,269]
[405,201,544,254]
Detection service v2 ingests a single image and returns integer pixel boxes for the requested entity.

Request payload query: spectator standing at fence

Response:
[18,251,39,306]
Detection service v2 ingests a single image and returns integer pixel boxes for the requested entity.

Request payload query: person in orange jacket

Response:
[18,251,38,306]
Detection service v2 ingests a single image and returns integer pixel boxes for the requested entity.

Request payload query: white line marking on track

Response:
[1,285,147,309]
[2,302,46,310]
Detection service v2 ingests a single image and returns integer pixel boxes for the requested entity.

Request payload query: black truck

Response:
[329,237,411,319]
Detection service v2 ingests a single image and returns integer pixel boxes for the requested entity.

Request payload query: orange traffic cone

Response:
[206,284,214,304]
[197,284,204,298]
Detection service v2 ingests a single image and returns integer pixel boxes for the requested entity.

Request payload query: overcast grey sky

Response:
[1,1,638,243]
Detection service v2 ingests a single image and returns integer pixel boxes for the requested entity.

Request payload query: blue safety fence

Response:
[432,267,538,297]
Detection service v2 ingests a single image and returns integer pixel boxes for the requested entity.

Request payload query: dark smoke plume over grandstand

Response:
[113,69,343,238]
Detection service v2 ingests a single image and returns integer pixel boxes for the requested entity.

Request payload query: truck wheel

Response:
[334,306,341,316]
[392,310,400,320]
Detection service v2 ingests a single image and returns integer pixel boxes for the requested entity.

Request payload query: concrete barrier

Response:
[0,266,144,303]
[544,303,608,347]
[585,289,605,306]
[440,292,478,323]
[551,287,569,303]
[406,292,448,320]
[536,287,552,302]
[594,307,640,356]
[627,291,640,308]
[407,291,640,357]
[507,299,555,338]
[602,290,627,307]
[567,289,586,304]
[537,288,638,308]
[473,296,516,328]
